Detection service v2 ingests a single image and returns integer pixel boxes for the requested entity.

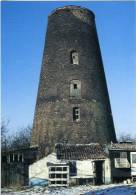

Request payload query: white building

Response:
[29,143,111,186]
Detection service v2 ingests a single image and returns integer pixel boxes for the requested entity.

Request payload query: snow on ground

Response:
[1,184,136,195]
[85,184,136,195]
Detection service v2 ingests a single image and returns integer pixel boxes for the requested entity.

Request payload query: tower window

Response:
[74,84,77,89]
[70,80,81,98]
[71,51,79,65]
[73,107,80,121]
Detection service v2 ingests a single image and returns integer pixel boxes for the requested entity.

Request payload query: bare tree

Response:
[1,120,32,151]
[118,133,136,143]
[1,120,10,151]
[9,126,32,149]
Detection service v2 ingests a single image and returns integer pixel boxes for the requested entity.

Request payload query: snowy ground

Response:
[1,184,136,195]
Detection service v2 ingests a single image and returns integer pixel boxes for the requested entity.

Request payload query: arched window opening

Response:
[71,51,79,65]
[70,80,81,98]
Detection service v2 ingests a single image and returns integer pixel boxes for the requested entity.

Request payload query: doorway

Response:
[95,161,104,185]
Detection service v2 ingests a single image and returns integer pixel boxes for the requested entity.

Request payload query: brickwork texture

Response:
[31,6,117,155]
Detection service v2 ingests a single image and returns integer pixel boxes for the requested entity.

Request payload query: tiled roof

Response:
[55,143,107,160]
[109,143,136,151]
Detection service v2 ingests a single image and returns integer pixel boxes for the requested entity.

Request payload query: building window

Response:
[63,167,67,171]
[49,174,55,178]
[57,181,62,184]
[69,161,77,176]
[48,165,69,187]
[62,174,67,178]
[14,154,18,162]
[62,181,67,184]
[70,80,81,98]
[51,181,55,184]
[9,154,14,163]
[56,167,62,171]
[73,107,80,121]
[120,152,127,158]
[8,153,23,163]
[19,154,23,163]
[50,167,55,171]
[114,152,130,168]
[114,158,130,168]
[56,174,61,178]
[74,84,77,89]
[131,154,136,164]
[71,51,79,65]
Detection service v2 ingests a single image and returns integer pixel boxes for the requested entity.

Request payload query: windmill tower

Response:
[31,6,116,155]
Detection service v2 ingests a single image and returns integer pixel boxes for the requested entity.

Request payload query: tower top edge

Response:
[49,5,95,18]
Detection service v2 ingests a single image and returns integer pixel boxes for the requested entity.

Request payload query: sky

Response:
[1,1,136,138]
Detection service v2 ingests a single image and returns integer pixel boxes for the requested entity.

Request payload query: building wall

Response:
[31,6,116,154]
[29,157,49,180]
[1,163,27,187]
[29,153,110,186]
[29,156,95,183]
[76,160,93,177]
[1,147,38,187]
[29,153,60,180]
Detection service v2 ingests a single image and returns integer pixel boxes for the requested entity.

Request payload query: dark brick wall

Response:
[31,6,116,154]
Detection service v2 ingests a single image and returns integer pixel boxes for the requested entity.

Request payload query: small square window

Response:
[56,167,62,171]
[73,107,80,121]
[51,181,55,184]
[56,181,62,184]
[50,167,55,171]
[63,167,67,171]
[62,174,67,178]
[49,174,55,178]
[71,51,79,65]
[70,80,81,99]
[62,181,67,184]
[56,174,61,178]
[73,84,77,89]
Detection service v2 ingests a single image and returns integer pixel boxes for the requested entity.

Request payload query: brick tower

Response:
[31,6,116,155]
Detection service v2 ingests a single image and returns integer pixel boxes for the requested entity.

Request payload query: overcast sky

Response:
[2,1,136,138]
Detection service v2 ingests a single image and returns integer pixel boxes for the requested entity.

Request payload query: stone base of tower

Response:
[31,98,116,156]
